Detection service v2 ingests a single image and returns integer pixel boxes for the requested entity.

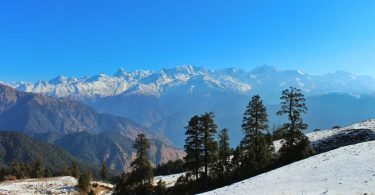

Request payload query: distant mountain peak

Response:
[114,67,127,78]
[251,64,278,74]
[5,65,375,100]
[48,75,68,85]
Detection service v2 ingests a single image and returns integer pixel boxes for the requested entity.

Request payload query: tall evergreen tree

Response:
[240,95,274,175]
[115,172,130,194]
[184,112,218,185]
[277,87,314,163]
[116,134,154,194]
[231,145,245,180]
[31,159,44,178]
[78,171,91,193]
[70,161,80,178]
[10,159,23,179]
[184,115,203,180]
[200,112,218,180]
[100,160,107,181]
[131,134,153,187]
[212,128,231,183]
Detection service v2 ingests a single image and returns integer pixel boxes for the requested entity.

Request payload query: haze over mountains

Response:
[0,84,184,171]
[8,65,375,101]
[4,65,375,146]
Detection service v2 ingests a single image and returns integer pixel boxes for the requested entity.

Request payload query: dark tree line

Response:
[153,159,185,176]
[169,87,314,194]
[112,87,314,195]
[0,159,86,181]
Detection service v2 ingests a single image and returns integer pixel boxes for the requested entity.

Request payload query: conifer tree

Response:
[115,134,154,194]
[100,160,107,181]
[155,179,167,195]
[231,145,245,179]
[78,171,91,193]
[200,112,218,180]
[212,128,231,184]
[31,159,44,178]
[70,161,80,178]
[184,112,218,185]
[131,134,153,188]
[241,95,273,175]
[10,159,23,179]
[277,87,314,163]
[115,172,130,194]
[184,115,203,180]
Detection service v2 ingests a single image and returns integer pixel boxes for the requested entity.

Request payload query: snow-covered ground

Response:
[153,172,185,188]
[202,140,375,195]
[0,176,78,195]
[308,118,375,142]
[0,176,114,195]
[273,119,375,151]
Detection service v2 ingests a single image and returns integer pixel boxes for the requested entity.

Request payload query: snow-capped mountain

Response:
[8,65,375,102]
[4,65,375,146]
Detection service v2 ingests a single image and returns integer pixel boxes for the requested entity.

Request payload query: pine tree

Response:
[131,134,153,186]
[184,112,218,188]
[70,161,80,178]
[31,159,44,178]
[212,128,231,183]
[10,159,23,179]
[78,171,91,193]
[231,145,244,180]
[100,160,107,181]
[58,165,70,176]
[155,179,167,195]
[115,134,154,194]
[240,95,274,175]
[200,112,218,180]
[115,172,131,194]
[184,115,203,180]
[277,87,314,163]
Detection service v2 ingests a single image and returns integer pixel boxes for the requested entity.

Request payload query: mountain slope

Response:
[54,132,185,172]
[307,119,375,152]
[0,84,167,143]
[0,84,184,171]
[0,131,97,174]
[202,140,375,195]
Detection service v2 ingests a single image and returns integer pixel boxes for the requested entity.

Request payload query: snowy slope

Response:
[202,140,375,195]
[0,176,114,195]
[273,119,375,152]
[308,118,375,142]
[0,176,77,195]
[155,119,375,189]
[153,173,185,188]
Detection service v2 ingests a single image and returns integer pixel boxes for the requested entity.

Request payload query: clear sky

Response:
[1,0,375,82]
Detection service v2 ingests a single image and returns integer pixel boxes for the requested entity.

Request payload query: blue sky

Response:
[1,0,375,82]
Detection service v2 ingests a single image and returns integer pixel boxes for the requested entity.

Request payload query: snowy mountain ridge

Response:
[5,65,375,101]
[308,119,375,143]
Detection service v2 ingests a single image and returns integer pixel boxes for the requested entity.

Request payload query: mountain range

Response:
[4,65,375,146]
[9,65,375,101]
[0,84,184,172]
